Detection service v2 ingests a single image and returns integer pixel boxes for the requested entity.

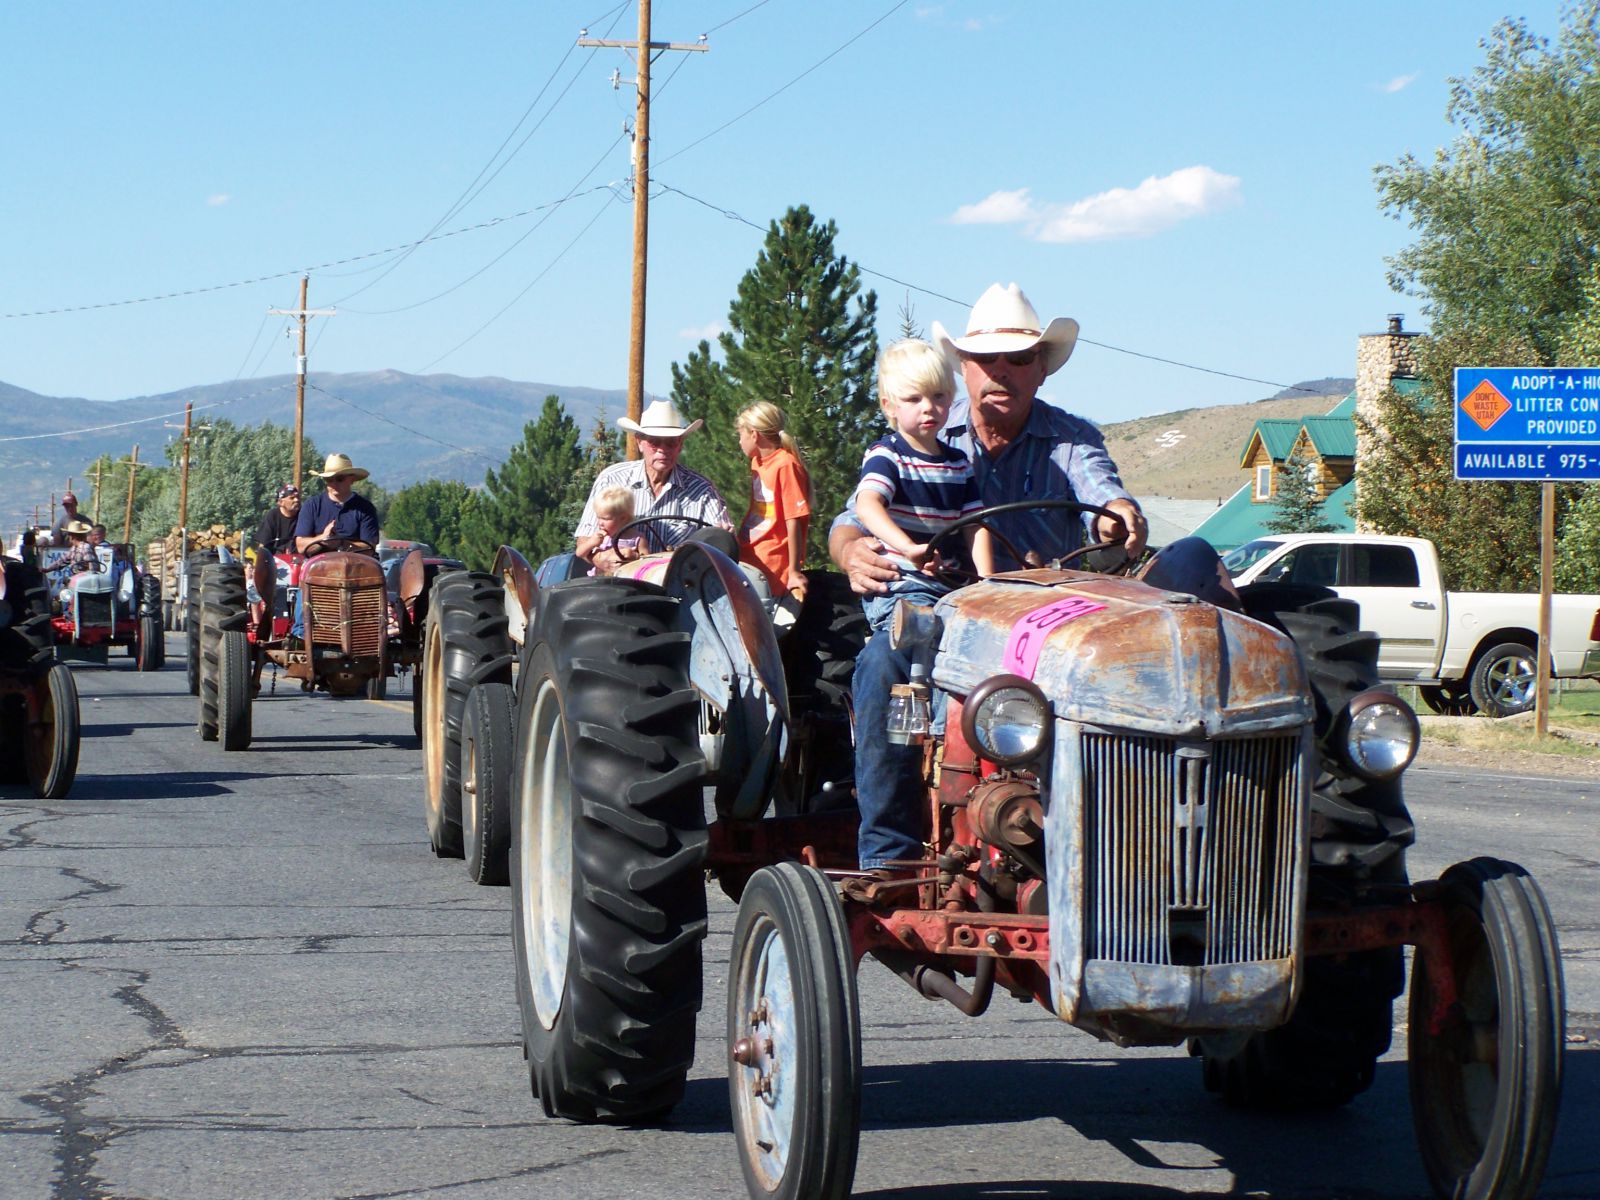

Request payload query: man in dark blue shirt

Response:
[295,454,381,552]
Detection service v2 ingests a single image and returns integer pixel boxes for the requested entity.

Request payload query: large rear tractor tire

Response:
[1,559,53,671]
[1201,585,1411,1110]
[1410,859,1563,1200]
[511,578,708,1121]
[728,863,861,1200]
[421,571,512,859]
[1468,642,1538,719]
[216,629,253,751]
[462,681,515,886]
[197,562,248,742]
[22,664,80,799]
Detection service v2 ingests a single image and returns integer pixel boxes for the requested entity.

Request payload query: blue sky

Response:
[0,1,1572,429]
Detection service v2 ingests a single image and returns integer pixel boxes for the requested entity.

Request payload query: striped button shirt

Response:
[857,433,983,543]
[574,460,732,551]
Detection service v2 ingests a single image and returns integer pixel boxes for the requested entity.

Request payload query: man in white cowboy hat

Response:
[831,282,1235,877]
[569,399,733,576]
[295,453,381,554]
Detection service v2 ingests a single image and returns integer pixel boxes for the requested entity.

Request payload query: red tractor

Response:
[448,501,1561,1200]
[35,539,164,671]
[187,539,448,750]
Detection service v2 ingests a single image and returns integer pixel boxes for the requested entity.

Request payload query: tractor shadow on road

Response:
[245,733,419,751]
[21,771,276,800]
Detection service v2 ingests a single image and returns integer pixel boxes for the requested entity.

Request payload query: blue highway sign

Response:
[1455,367,1600,481]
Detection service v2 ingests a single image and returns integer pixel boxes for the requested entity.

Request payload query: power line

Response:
[656,181,1336,398]
[0,382,295,444]
[307,382,498,465]
[706,0,775,35]
[656,0,911,168]
[415,191,621,373]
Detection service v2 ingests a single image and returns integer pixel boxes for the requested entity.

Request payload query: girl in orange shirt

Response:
[736,401,811,601]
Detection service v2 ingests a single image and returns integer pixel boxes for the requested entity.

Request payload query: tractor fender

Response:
[663,541,789,820]
[492,545,537,648]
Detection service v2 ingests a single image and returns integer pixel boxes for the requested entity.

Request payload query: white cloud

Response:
[206,193,231,207]
[948,166,1241,244]
[678,321,722,341]
[1380,72,1418,93]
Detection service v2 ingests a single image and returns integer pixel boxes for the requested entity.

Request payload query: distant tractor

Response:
[35,540,164,671]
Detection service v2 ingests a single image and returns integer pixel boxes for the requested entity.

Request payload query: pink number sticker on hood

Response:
[1003,596,1107,680]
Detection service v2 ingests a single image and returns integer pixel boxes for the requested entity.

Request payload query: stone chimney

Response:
[1353,315,1421,530]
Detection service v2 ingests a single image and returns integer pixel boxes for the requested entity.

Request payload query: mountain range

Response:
[0,370,1353,526]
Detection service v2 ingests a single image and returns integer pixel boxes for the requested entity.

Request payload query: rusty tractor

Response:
[452,500,1561,1200]
[191,538,444,750]
[0,554,80,797]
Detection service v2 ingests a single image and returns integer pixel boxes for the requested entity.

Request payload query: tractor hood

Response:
[302,552,384,589]
[931,570,1312,737]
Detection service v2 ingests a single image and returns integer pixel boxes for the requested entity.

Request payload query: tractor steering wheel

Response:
[611,513,717,554]
[923,498,1130,586]
[300,537,378,558]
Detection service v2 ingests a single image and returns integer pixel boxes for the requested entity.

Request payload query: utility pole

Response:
[87,461,106,523]
[269,276,335,487]
[119,445,147,544]
[579,7,706,457]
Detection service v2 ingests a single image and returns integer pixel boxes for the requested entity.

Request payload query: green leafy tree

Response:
[463,395,584,568]
[1374,5,1600,359]
[1265,446,1336,534]
[1554,263,1600,591]
[123,419,317,548]
[557,408,624,535]
[386,479,479,562]
[672,204,880,561]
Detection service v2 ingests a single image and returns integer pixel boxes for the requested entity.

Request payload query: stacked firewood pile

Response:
[147,525,246,596]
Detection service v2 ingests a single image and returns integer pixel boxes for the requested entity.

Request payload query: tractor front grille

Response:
[1082,730,1305,967]
[306,584,385,656]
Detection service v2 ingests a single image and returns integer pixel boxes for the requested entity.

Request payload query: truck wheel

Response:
[135,613,164,672]
[729,863,861,1200]
[462,682,515,886]
[216,629,253,751]
[1468,642,1538,718]
[184,551,215,696]
[778,571,869,815]
[23,664,80,799]
[197,563,247,742]
[1418,683,1474,716]
[1411,858,1563,1200]
[421,571,512,860]
[511,578,707,1121]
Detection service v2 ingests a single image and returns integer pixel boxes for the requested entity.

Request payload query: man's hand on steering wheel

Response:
[1097,499,1148,558]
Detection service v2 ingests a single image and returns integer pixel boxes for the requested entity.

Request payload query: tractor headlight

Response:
[1339,689,1419,780]
[961,674,1051,767]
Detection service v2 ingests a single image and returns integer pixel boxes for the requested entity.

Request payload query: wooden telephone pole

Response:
[118,445,152,543]
[579,4,706,457]
[87,461,107,523]
[269,276,336,487]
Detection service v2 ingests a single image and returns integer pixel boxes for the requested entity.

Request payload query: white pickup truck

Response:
[1222,532,1600,717]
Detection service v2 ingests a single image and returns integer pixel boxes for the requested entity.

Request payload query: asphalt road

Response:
[2,640,1596,1200]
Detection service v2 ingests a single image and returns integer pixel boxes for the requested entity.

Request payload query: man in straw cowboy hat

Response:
[295,454,381,554]
[831,282,1236,877]
[567,399,733,578]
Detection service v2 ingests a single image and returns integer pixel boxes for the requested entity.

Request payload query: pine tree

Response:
[1265,446,1336,535]
[464,395,583,569]
[385,479,479,562]
[558,408,624,536]
[672,204,879,561]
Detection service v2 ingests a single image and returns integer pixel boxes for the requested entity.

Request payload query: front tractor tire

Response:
[421,571,512,859]
[1202,586,1411,1111]
[24,664,81,799]
[1410,858,1564,1200]
[728,863,861,1200]
[197,562,248,743]
[461,681,515,886]
[510,578,708,1122]
[216,629,253,751]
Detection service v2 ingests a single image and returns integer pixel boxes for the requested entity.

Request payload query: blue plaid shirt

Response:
[836,397,1135,570]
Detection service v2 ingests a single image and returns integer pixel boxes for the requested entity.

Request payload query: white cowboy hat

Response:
[930,282,1080,377]
[315,453,370,482]
[61,519,93,536]
[616,399,704,439]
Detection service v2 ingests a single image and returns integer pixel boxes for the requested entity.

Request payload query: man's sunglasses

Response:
[964,346,1042,367]
[328,473,354,483]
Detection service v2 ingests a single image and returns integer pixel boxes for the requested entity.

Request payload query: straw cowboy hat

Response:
[314,453,370,482]
[61,519,93,536]
[616,399,704,439]
[930,282,1080,377]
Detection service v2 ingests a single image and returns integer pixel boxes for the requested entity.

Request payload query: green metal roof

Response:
[1323,392,1357,418]
[1190,479,1356,553]
[1302,416,1356,458]
[1240,419,1304,467]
